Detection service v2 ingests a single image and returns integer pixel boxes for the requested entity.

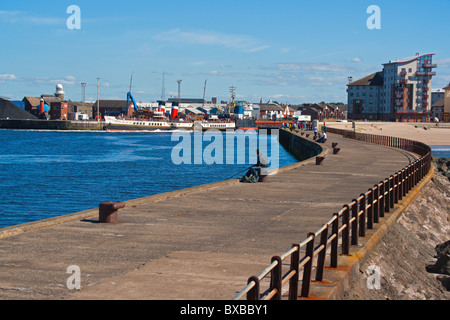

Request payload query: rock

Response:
[445,170,450,179]
[427,241,450,276]
[437,276,450,291]
[438,163,448,173]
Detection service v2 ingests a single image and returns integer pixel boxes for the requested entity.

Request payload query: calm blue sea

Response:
[431,145,450,159]
[0,129,298,228]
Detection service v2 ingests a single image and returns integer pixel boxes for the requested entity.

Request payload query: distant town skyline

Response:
[1,0,449,104]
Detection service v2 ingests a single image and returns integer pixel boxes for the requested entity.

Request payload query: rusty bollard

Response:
[99,202,126,224]
[316,156,325,165]
[333,147,341,154]
[332,142,338,148]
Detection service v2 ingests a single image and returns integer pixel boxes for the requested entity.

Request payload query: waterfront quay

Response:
[0,130,418,300]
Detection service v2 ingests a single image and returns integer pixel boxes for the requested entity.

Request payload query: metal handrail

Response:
[233,128,431,300]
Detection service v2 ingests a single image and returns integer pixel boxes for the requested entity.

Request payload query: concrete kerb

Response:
[0,130,324,240]
[304,165,435,300]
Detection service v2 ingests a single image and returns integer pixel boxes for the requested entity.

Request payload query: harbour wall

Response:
[0,119,104,130]
[278,128,323,160]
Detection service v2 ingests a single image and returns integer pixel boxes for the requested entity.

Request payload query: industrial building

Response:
[347,53,437,122]
[20,84,69,120]
[91,100,132,119]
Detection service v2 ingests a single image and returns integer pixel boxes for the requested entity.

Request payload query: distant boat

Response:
[103,116,235,131]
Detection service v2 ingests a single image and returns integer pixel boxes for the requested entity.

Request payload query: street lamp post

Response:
[96,78,100,121]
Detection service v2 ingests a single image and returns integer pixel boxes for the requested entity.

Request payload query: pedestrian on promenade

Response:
[317,132,327,143]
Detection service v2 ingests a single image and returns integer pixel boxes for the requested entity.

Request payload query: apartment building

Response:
[444,83,450,122]
[347,53,436,122]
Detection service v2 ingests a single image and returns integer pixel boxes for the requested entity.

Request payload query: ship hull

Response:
[103,116,235,131]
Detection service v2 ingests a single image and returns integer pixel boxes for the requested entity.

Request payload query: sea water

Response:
[0,129,298,228]
[431,145,450,159]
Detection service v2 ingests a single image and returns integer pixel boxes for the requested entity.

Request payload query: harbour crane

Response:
[126,73,140,117]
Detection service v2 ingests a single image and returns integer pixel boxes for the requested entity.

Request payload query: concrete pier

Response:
[0,131,419,300]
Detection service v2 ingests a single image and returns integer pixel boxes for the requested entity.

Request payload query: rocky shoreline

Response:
[433,155,450,182]
[344,166,450,300]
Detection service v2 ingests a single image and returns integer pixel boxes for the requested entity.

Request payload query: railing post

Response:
[373,184,379,223]
[330,213,339,268]
[301,233,315,298]
[414,161,419,186]
[393,174,399,204]
[247,276,260,300]
[315,225,329,282]
[389,176,394,209]
[367,189,373,229]
[342,206,350,255]
[398,170,403,201]
[270,256,282,300]
[401,168,407,198]
[384,178,390,214]
[420,158,424,180]
[408,164,413,192]
[359,193,366,237]
[351,200,358,246]
[289,244,300,300]
[379,181,385,218]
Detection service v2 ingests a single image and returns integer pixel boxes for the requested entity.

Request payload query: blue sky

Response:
[1,0,449,104]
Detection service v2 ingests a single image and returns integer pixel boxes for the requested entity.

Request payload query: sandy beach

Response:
[326,122,450,146]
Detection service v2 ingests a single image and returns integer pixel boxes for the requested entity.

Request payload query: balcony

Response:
[416,71,436,77]
[422,63,437,68]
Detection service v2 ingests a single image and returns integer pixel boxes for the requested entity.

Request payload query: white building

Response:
[347,53,436,122]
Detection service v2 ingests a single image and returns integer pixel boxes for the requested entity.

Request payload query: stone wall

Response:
[0,119,104,130]
[278,129,323,160]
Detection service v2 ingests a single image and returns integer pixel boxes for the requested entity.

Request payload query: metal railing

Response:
[233,128,431,300]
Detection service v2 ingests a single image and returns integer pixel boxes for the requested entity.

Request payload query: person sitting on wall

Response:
[243,149,269,182]
[317,132,327,143]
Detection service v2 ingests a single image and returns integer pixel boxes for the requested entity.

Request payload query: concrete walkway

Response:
[0,132,418,300]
